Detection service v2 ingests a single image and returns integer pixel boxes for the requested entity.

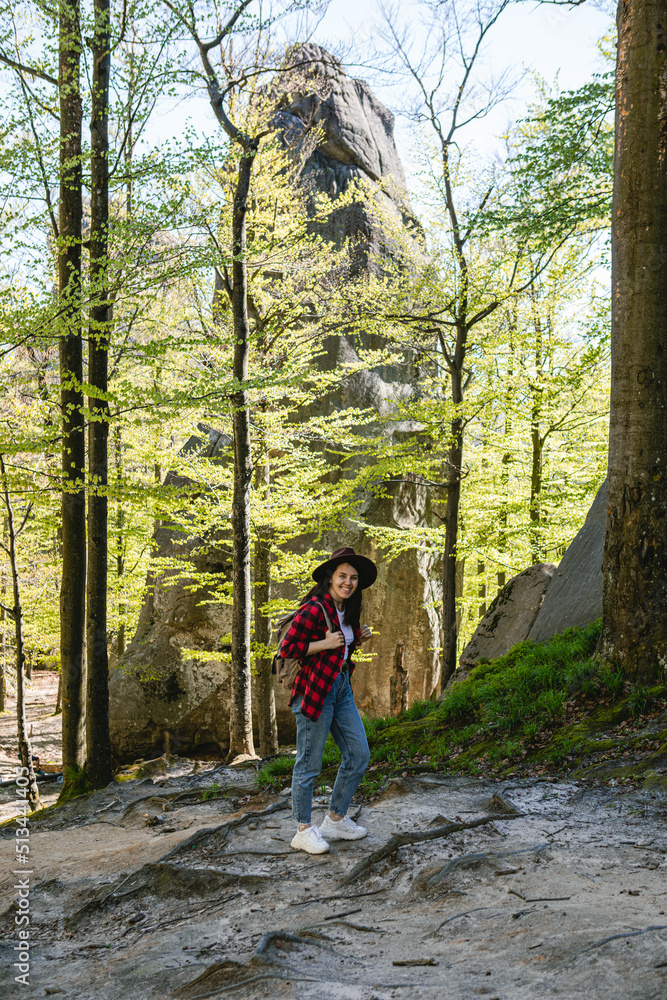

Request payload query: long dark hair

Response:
[300,570,362,630]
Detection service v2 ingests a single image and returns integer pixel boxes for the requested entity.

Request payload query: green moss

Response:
[57,766,96,804]
[256,623,666,793]
[360,621,667,784]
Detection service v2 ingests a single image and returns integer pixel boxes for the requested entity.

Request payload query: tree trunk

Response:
[599,0,667,682]
[0,541,6,713]
[254,536,278,755]
[529,424,543,564]
[499,313,516,562]
[0,640,4,713]
[441,361,464,689]
[254,523,278,755]
[85,0,112,787]
[529,304,544,564]
[59,0,86,772]
[477,560,487,618]
[228,148,256,758]
[114,422,125,658]
[0,458,40,811]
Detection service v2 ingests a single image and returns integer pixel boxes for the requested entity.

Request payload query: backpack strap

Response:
[315,599,335,633]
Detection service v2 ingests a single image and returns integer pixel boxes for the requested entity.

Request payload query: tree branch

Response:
[0,49,58,87]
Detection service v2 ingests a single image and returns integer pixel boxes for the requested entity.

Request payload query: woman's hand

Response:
[305,629,343,656]
[359,625,372,642]
[322,628,345,649]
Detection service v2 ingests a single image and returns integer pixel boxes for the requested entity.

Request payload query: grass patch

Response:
[201,781,221,800]
[257,754,296,791]
[364,620,667,783]
[257,622,667,794]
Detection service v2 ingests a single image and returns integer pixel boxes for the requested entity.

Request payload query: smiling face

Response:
[328,562,359,605]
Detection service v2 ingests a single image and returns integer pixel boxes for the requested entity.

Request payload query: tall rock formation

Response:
[278,45,441,715]
[109,48,440,763]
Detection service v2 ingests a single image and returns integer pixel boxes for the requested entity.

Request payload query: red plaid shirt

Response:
[280,591,360,720]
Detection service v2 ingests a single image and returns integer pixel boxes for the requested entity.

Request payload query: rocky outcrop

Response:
[528,480,606,642]
[109,428,233,762]
[276,46,441,711]
[447,481,608,687]
[109,427,297,762]
[279,44,416,256]
[110,51,441,763]
[450,563,556,687]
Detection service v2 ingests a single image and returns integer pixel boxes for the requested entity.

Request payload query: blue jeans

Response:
[291,672,370,825]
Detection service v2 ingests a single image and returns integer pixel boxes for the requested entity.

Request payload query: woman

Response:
[280,546,376,855]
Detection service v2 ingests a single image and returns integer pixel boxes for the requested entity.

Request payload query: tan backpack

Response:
[272,600,335,689]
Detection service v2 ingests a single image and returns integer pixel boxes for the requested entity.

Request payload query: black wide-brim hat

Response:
[312,546,377,589]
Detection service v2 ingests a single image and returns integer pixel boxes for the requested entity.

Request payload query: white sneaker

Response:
[290,825,330,855]
[320,813,367,841]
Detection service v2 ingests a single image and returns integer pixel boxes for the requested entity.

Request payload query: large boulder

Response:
[528,480,607,642]
[450,563,557,687]
[109,428,295,763]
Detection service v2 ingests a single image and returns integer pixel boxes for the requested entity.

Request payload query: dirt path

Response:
[1,761,665,1000]
[0,670,62,821]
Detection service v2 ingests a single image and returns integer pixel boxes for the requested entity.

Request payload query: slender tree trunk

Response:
[253,439,278,754]
[600,0,667,682]
[500,320,515,560]
[228,148,256,758]
[55,672,62,715]
[0,630,4,713]
[114,423,125,658]
[477,561,487,618]
[441,361,464,689]
[254,535,278,755]
[59,0,86,771]
[529,426,543,564]
[0,458,40,811]
[529,303,544,564]
[0,533,6,713]
[85,0,112,787]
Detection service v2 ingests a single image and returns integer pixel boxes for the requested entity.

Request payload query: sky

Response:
[311,0,614,184]
[171,0,614,186]
[156,0,615,238]
[316,0,612,89]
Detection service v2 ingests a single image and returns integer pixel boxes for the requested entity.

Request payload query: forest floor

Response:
[0,670,62,822]
[0,672,666,1000]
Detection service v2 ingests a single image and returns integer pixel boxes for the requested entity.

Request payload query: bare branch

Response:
[0,49,58,87]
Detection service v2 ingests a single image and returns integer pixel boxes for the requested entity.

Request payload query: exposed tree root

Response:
[318,920,386,933]
[252,930,338,962]
[126,892,245,940]
[157,798,288,863]
[289,884,391,908]
[180,972,326,999]
[338,812,520,886]
[587,925,667,950]
[432,905,496,936]
[323,907,362,921]
[115,783,247,822]
[214,848,292,857]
